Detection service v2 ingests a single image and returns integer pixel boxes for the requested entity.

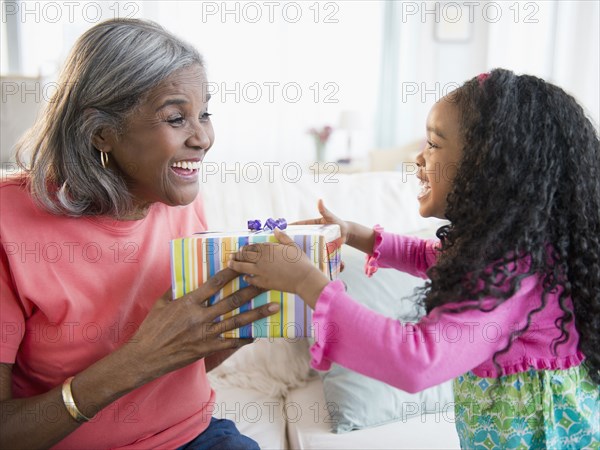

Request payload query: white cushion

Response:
[286,378,461,450]
[208,339,313,398]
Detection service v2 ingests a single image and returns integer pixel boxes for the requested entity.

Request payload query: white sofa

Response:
[200,164,461,449]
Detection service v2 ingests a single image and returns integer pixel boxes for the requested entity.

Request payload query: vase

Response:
[315,141,327,162]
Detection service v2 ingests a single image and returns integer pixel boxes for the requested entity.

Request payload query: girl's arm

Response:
[228,232,535,391]
[309,278,538,393]
[294,201,438,278]
[366,229,439,279]
[231,231,533,392]
[229,229,439,309]
[345,220,377,254]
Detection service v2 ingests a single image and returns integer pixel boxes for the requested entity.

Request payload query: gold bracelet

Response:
[61,376,92,423]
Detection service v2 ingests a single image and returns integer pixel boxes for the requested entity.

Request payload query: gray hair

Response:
[16,18,204,217]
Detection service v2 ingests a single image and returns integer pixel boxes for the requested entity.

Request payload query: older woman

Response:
[0,19,277,449]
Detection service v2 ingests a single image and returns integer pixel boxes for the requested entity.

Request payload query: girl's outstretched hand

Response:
[293,199,350,245]
[295,200,377,254]
[228,228,330,309]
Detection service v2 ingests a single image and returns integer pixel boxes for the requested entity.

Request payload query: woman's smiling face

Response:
[416,95,464,219]
[97,65,214,215]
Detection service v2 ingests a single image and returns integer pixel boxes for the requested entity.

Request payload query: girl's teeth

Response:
[418,180,431,199]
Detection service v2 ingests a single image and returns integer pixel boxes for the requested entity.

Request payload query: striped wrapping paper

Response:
[170,225,342,338]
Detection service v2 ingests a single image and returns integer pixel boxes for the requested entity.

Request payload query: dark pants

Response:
[176,417,260,450]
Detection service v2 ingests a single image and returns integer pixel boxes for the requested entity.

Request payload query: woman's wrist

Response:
[69,344,150,417]
[0,346,153,449]
[61,377,94,422]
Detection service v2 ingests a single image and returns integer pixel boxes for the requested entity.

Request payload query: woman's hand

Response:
[227,229,330,309]
[205,348,243,372]
[121,268,279,383]
[0,269,277,450]
[295,200,377,254]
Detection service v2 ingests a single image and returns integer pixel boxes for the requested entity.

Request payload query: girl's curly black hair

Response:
[421,68,600,384]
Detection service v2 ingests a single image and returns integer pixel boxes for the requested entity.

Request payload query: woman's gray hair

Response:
[16,18,204,217]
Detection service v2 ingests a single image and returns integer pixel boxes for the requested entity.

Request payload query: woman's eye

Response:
[200,112,212,122]
[167,115,185,125]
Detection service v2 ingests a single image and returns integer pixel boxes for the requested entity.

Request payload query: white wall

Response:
[392,1,600,149]
[551,1,600,128]
[140,1,383,164]
[1,1,598,166]
[393,2,492,150]
[1,0,383,165]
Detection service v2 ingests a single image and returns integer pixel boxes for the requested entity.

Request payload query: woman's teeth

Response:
[171,161,201,170]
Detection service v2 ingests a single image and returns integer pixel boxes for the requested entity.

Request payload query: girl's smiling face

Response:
[94,65,214,217]
[416,95,464,219]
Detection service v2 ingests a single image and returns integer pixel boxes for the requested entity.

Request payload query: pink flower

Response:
[308,125,334,144]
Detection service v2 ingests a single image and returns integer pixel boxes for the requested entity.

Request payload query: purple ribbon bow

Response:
[247,219,262,231]
[247,218,287,232]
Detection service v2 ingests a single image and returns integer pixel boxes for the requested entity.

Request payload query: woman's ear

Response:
[85,108,115,153]
[91,129,113,153]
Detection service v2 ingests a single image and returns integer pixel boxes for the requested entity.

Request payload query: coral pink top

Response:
[0,178,211,449]
[310,228,584,393]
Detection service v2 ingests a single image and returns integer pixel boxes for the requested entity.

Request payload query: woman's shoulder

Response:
[0,173,34,210]
[0,174,51,233]
[1,172,29,192]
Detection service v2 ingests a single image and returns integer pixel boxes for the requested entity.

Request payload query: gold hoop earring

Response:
[100,152,108,169]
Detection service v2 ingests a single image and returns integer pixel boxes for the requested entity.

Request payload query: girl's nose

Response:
[415,150,425,168]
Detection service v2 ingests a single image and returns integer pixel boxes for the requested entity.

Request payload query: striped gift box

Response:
[170,225,342,338]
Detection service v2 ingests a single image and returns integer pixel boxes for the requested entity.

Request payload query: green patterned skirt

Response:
[453,365,600,449]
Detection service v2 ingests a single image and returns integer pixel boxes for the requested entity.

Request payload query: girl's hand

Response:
[293,199,350,244]
[295,200,377,254]
[228,228,330,309]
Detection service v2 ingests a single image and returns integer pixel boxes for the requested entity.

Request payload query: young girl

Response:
[229,69,600,449]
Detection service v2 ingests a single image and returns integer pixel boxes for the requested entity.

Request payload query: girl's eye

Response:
[427,140,438,149]
[200,112,212,122]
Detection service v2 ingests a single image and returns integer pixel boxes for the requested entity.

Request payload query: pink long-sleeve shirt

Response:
[310,230,584,393]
